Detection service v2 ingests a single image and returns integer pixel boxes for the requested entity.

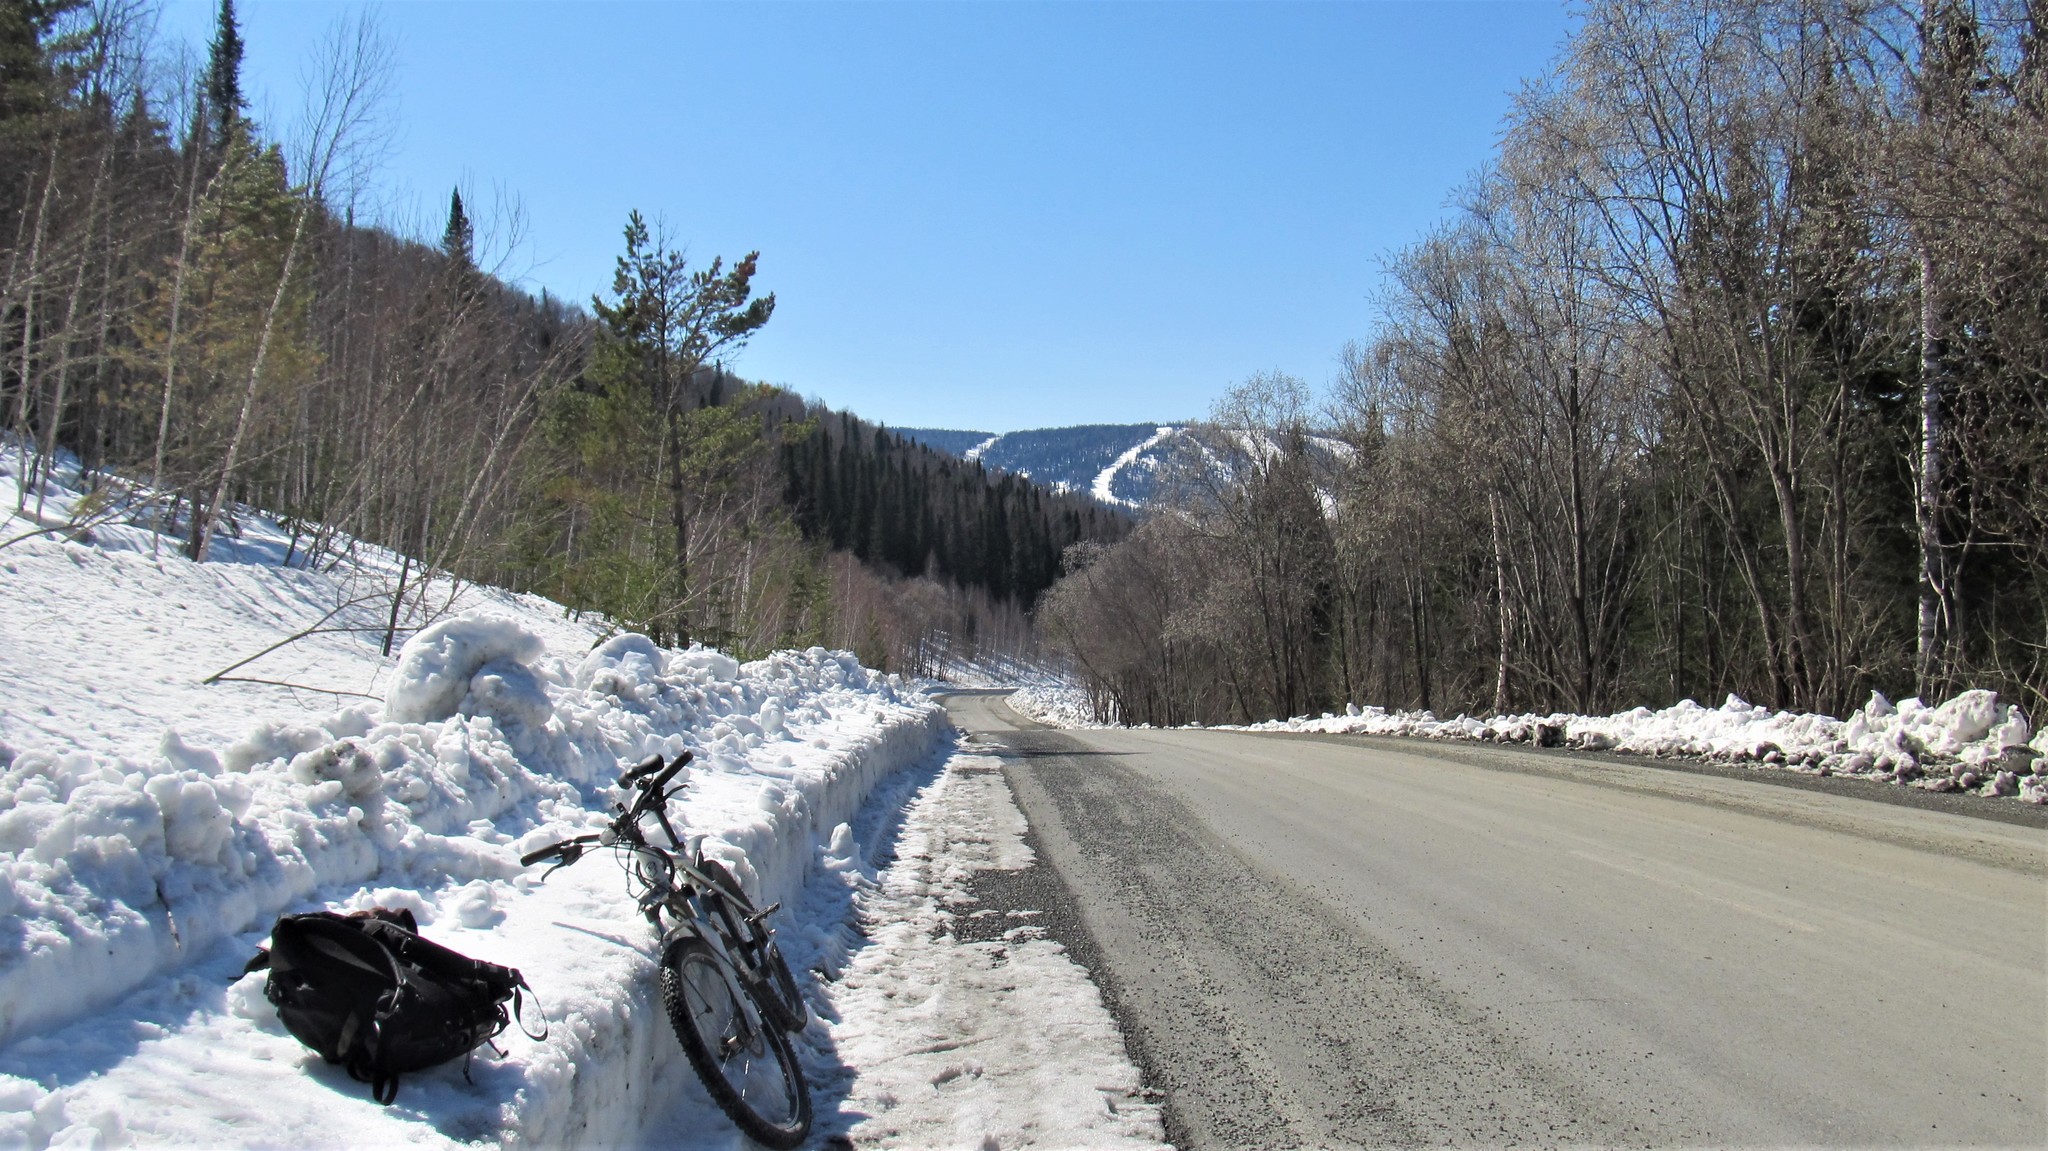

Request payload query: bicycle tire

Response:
[696,861,808,1032]
[752,938,809,1032]
[661,938,811,1150]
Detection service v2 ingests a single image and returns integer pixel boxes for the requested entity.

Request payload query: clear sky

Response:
[157,1,1575,433]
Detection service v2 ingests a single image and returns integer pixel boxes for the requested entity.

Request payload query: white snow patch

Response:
[800,747,1166,1149]
[1006,680,1109,729]
[0,447,1039,1147]
[1090,426,1176,508]
[1213,690,2045,801]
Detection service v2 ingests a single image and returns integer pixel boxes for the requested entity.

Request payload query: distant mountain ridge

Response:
[893,423,1187,509]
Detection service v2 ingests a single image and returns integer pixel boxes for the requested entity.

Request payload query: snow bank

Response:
[382,612,548,724]
[1006,679,1107,728]
[1228,690,2048,802]
[0,448,950,1147]
[0,619,941,1111]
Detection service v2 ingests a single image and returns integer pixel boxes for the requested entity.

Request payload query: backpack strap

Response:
[369,1073,400,1106]
[317,926,412,1106]
[510,973,548,1041]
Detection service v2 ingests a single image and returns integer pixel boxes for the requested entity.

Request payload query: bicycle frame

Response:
[522,751,811,1148]
[525,753,783,1037]
[610,842,766,1037]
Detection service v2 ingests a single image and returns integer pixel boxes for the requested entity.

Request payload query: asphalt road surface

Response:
[942,691,2048,1149]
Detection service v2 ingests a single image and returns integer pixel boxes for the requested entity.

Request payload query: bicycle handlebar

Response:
[527,752,697,871]
[619,750,692,793]
[645,751,690,794]
[618,755,667,787]
[520,833,601,868]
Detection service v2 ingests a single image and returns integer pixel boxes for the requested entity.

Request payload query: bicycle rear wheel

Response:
[661,938,811,1150]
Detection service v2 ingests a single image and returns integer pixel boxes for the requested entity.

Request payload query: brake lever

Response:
[540,843,586,879]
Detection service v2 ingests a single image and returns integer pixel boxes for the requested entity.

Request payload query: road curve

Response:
[942,691,2047,1149]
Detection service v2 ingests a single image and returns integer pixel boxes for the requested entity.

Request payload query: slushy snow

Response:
[0,448,1163,1149]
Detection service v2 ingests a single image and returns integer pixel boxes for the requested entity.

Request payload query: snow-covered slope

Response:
[0,450,1165,1149]
[894,423,1358,511]
[896,424,1185,508]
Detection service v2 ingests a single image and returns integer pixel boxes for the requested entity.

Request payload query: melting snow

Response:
[0,447,1159,1148]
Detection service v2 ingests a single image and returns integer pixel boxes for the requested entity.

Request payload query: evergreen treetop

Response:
[443,187,474,268]
[203,0,245,153]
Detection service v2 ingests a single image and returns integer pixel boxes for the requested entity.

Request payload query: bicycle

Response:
[520,751,813,1149]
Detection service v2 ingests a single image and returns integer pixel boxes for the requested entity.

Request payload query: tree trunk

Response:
[1915,245,1945,695]
[11,145,58,506]
[668,403,691,647]
[152,152,225,548]
[193,194,315,562]
[1491,490,1512,715]
[31,138,112,522]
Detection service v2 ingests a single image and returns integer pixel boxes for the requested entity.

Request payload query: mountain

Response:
[893,424,1188,509]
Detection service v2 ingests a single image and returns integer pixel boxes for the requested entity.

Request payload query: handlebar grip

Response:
[618,755,667,787]
[647,750,691,794]
[520,833,598,867]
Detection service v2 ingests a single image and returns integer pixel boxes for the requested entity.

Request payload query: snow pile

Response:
[0,615,944,1142]
[1228,690,2048,802]
[0,448,954,1147]
[1005,679,1106,728]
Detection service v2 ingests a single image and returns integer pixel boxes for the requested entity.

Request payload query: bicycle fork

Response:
[659,922,770,1049]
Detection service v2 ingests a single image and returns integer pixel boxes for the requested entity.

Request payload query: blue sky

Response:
[159,1,1574,433]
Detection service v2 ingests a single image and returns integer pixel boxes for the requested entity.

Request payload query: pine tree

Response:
[0,0,84,133]
[589,211,774,644]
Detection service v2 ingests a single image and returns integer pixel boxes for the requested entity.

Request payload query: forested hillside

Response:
[890,427,992,458]
[1044,0,2046,727]
[782,414,1126,608]
[0,0,1121,675]
[897,423,1180,507]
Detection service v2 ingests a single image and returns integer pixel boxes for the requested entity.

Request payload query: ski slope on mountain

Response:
[1090,427,1176,508]
[896,424,1183,508]
[0,449,1161,1150]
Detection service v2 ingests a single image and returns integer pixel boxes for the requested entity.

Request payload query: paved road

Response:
[942,691,2048,1149]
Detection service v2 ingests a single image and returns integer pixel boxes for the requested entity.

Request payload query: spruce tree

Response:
[442,187,474,268]
[203,0,245,155]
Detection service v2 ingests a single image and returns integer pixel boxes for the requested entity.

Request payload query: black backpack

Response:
[245,909,543,1103]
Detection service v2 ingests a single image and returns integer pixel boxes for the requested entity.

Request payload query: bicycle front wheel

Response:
[661,938,811,1150]
[697,860,808,1032]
